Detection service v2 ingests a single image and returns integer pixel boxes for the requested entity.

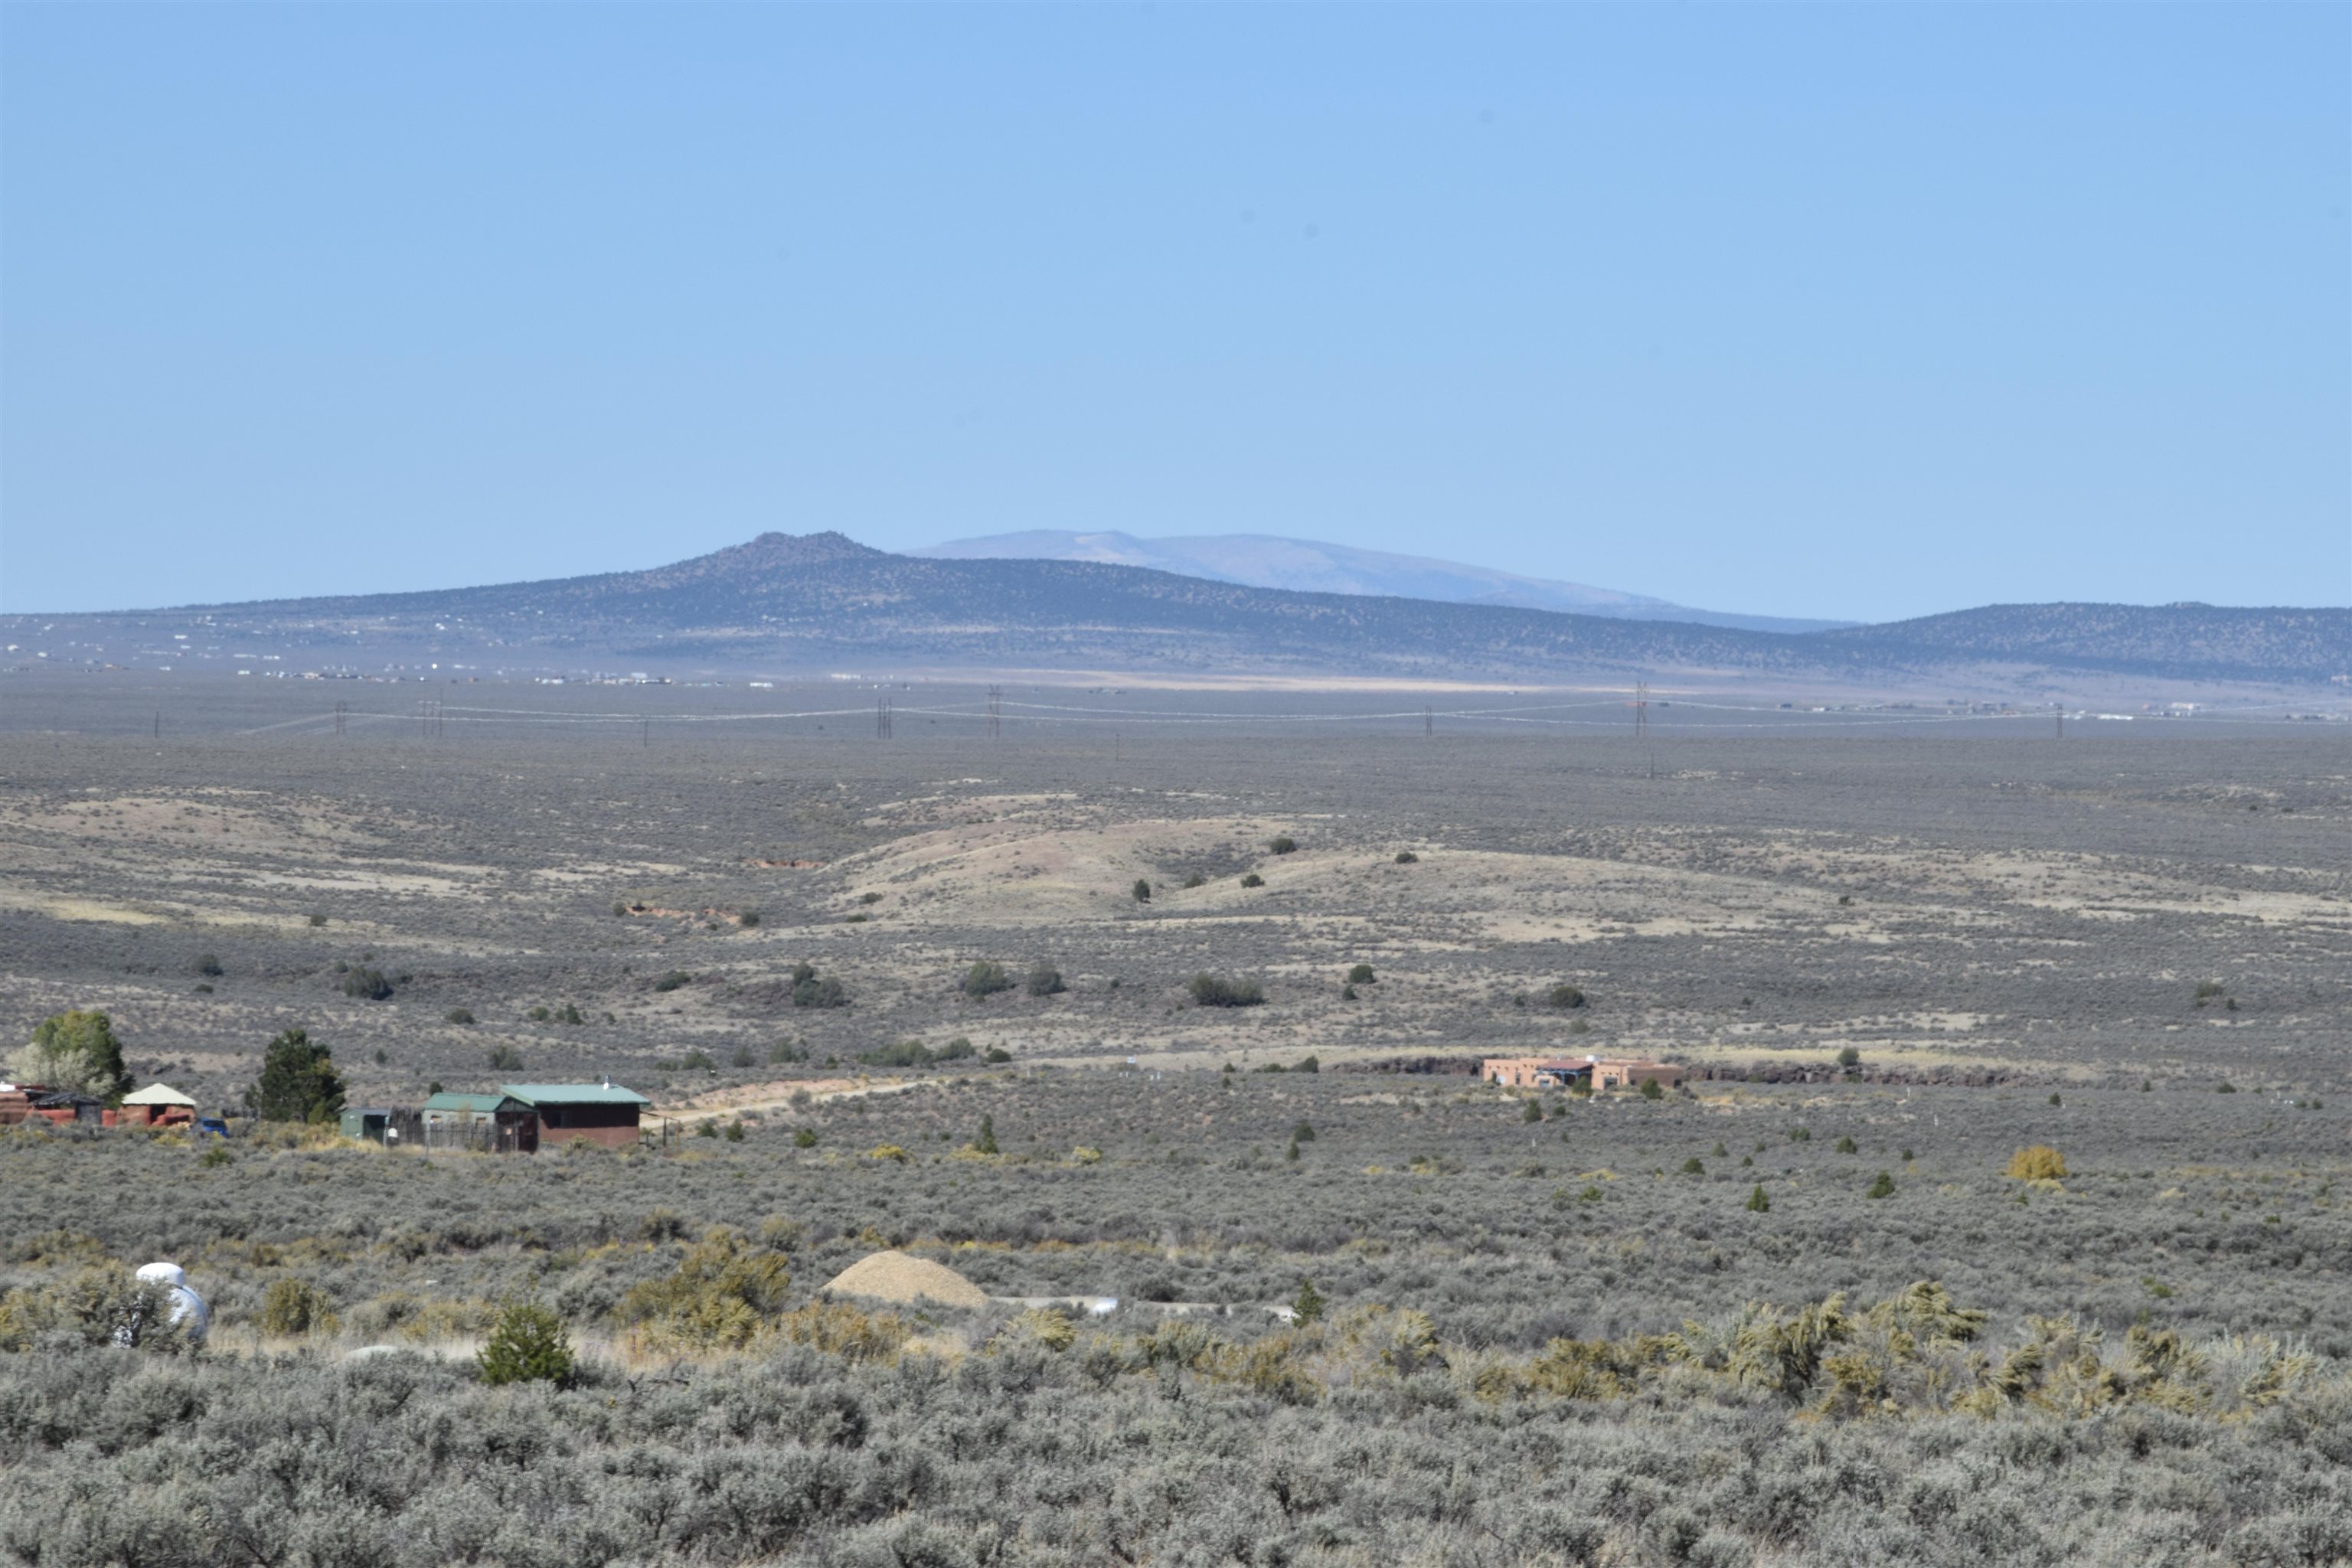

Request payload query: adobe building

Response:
[119,1083,198,1128]
[1482,1055,1684,1092]
[1480,1057,1595,1089]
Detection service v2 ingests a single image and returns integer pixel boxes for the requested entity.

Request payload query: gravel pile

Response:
[821,1250,991,1308]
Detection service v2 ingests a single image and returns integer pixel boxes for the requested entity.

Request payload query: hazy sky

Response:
[4,5,2345,620]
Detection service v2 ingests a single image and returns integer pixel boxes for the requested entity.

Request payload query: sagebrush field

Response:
[2,675,2347,1566]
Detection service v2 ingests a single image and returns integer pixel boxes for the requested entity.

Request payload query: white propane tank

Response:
[134,1261,210,1347]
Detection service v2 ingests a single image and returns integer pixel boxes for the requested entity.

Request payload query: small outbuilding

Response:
[502,1081,648,1149]
[420,1091,538,1153]
[119,1083,199,1128]
[339,1107,396,1144]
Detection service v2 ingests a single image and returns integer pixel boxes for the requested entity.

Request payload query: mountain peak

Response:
[723,531,885,566]
[639,531,887,585]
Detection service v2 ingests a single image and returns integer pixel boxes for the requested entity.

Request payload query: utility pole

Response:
[642,717,650,749]
[1424,704,1432,738]
[1632,680,1649,741]
[2056,707,2064,740]
[988,684,1002,741]
[334,700,348,737]
[152,710,160,740]
[875,696,892,740]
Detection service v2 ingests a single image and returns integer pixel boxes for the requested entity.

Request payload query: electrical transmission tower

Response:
[1632,680,1649,740]
[1424,704,1432,738]
[334,701,348,737]
[988,684,1002,740]
[875,695,893,740]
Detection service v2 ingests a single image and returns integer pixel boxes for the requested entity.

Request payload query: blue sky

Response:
[4,4,2345,620]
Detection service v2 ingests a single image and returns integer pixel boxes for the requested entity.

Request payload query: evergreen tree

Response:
[477,1299,574,1387]
[1746,1184,1771,1213]
[1290,1278,1325,1325]
[975,1114,999,1155]
[246,1028,346,1123]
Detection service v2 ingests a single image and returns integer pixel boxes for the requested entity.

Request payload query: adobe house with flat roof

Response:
[1481,1055,1684,1092]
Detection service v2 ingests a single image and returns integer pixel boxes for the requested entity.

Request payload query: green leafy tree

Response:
[9,1011,132,1102]
[245,1028,346,1123]
[1189,973,1266,1008]
[1866,1171,1897,1200]
[1639,1078,1665,1101]
[339,966,393,1001]
[962,961,1013,997]
[792,973,848,1008]
[477,1298,575,1387]
[1522,1099,1544,1124]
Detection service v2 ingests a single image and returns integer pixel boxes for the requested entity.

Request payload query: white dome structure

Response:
[134,1261,209,1347]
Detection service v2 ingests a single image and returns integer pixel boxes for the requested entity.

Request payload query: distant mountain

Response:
[8,533,2345,689]
[915,530,1851,634]
[1817,603,2352,683]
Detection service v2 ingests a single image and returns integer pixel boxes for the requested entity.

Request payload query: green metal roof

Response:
[500,1082,649,1107]
[422,1092,520,1114]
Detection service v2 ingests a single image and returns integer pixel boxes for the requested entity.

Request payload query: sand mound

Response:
[822,1251,990,1308]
